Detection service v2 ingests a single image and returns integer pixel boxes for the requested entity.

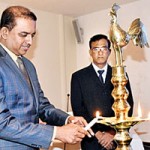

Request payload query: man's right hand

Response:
[55,123,87,144]
[95,131,115,150]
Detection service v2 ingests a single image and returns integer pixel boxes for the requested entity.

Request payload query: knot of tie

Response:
[98,70,104,84]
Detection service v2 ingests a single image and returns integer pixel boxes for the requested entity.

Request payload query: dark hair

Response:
[89,34,111,49]
[0,6,37,31]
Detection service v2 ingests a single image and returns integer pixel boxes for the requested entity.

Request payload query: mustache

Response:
[22,44,31,48]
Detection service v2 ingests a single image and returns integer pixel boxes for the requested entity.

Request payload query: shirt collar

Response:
[92,63,108,74]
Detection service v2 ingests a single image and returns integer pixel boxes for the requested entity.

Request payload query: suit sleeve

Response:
[71,73,86,117]
[27,58,69,126]
[38,83,69,126]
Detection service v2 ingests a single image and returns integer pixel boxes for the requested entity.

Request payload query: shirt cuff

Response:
[50,126,56,146]
[65,116,71,124]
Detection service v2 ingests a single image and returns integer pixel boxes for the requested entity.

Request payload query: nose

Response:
[26,34,33,45]
[98,50,103,54]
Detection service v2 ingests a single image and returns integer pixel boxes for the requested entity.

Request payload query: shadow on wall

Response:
[123,41,147,62]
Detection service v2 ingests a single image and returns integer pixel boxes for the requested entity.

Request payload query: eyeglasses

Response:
[91,46,108,52]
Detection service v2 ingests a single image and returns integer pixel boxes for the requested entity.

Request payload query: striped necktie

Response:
[98,70,104,84]
[17,57,31,88]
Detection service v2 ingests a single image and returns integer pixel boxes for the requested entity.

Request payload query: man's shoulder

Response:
[72,65,92,75]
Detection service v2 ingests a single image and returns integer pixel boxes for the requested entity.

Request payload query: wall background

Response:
[0,0,150,149]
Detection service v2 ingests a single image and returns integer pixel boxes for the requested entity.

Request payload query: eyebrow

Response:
[18,31,36,36]
[92,46,108,48]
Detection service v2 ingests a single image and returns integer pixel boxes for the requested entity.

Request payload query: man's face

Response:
[89,39,111,68]
[3,17,36,56]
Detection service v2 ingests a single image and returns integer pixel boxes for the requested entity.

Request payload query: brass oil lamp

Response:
[97,3,150,150]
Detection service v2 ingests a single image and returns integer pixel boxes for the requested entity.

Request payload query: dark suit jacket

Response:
[0,45,69,150]
[71,64,134,150]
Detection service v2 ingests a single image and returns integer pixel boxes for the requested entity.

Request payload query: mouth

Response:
[23,47,29,52]
[22,45,30,51]
[98,56,103,59]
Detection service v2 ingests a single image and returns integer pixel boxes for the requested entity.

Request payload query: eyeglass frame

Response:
[91,46,109,52]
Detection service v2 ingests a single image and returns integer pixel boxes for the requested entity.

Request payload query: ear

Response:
[1,27,9,40]
[89,49,92,56]
[89,49,93,62]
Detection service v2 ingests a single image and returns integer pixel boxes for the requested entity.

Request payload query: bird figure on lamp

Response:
[109,3,149,66]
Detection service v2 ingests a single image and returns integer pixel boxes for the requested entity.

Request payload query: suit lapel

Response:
[5,54,32,90]
[22,57,39,112]
[0,46,30,88]
[105,65,112,85]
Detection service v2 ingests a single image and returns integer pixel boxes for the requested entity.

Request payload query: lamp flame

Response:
[138,101,142,118]
[96,111,100,118]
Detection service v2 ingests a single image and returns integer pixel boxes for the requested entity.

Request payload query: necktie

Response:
[17,57,31,87]
[98,70,104,84]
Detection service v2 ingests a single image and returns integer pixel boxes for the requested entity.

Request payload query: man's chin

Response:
[20,49,28,55]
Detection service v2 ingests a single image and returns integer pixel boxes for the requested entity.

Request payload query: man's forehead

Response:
[14,18,36,32]
[92,39,108,46]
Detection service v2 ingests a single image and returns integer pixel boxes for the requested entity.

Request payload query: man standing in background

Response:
[71,34,134,150]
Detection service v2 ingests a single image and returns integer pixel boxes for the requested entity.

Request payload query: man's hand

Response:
[55,123,87,144]
[68,116,94,137]
[95,131,115,150]
[68,116,87,126]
